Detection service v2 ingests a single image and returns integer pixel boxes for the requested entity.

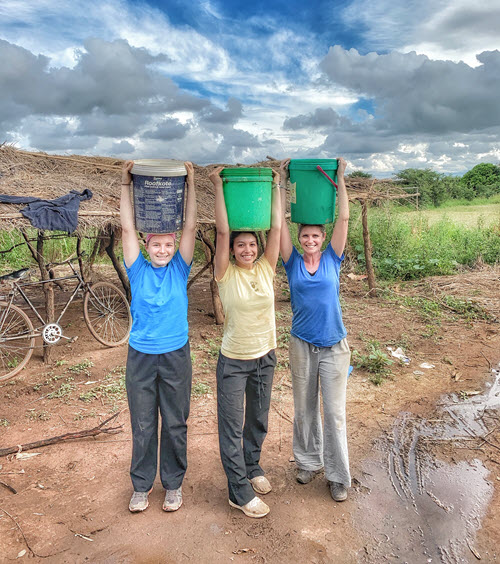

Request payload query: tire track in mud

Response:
[356,365,499,563]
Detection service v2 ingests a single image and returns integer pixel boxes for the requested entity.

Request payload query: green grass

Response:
[398,201,500,228]
[78,367,126,410]
[26,409,51,421]
[349,202,500,280]
[277,327,291,347]
[352,341,394,386]
[192,380,212,396]
[0,228,109,275]
[68,359,94,375]
[47,379,75,399]
[197,338,221,359]
[383,291,494,323]
[0,418,9,426]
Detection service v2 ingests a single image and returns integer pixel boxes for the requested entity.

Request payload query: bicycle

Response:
[0,257,132,382]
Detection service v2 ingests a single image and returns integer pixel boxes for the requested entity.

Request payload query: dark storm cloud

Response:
[76,111,146,137]
[283,107,351,131]
[143,118,190,140]
[198,98,243,126]
[320,46,500,135]
[0,38,205,130]
[19,118,99,152]
[111,140,135,154]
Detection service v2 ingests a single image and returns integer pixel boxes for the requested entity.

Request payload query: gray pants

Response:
[125,343,192,492]
[216,350,276,506]
[289,335,351,486]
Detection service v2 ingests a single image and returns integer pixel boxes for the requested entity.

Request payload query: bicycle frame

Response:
[1,261,87,336]
[1,259,131,380]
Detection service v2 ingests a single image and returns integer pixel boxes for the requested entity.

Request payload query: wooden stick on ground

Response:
[0,412,123,457]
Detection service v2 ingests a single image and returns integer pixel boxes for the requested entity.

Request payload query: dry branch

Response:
[0,412,123,457]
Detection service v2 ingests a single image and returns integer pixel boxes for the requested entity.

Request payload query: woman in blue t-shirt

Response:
[120,160,197,513]
[279,157,351,502]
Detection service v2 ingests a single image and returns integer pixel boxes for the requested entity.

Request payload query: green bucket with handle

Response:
[289,159,338,224]
[221,168,273,231]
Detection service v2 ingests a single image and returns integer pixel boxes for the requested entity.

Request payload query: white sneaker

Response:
[228,496,270,518]
[250,475,272,494]
[163,486,183,512]
[129,491,150,512]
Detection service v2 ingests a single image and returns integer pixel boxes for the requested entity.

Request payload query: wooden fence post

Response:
[360,199,377,297]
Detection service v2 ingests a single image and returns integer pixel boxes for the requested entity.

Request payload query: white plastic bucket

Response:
[131,159,187,233]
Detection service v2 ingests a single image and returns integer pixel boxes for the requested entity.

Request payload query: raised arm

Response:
[330,157,349,257]
[279,158,293,263]
[263,170,282,271]
[210,167,230,281]
[178,161,197,264]
[120,160,141,268]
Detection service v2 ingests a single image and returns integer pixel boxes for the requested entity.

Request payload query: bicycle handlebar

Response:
[45,252,86,269]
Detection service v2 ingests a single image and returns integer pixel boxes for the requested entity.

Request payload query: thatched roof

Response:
[0,145,412,234]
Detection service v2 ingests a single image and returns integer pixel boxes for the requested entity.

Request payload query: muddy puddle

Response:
[355,364,499,563]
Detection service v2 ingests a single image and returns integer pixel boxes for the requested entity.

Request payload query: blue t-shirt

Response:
[125,251,191,354]
[283,243,347,347]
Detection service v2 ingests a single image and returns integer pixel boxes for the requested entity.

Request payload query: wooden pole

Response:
[258,231,266,252]
[360,200,377,297]
[36,232,55,363]
[198,226,224,324]
[103,228,130,301]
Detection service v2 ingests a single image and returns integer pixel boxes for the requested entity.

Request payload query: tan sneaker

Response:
[250,475,272,495]
[228,496,270,518]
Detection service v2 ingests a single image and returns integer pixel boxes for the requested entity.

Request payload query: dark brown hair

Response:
[229,231,258,251]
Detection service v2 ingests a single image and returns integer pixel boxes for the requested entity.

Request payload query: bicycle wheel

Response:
[0,302,35,382]
[83,282,131,347]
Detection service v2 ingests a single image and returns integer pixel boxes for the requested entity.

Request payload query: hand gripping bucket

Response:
[221,168,273,231]
[288,159,338,224]
[131,159,187,233]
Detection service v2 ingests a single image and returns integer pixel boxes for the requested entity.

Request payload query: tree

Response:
[394,168,446,207]
[347,170,372,178]
[461,163,500,199]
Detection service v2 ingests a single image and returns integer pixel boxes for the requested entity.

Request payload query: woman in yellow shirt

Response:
[209,166,281,518]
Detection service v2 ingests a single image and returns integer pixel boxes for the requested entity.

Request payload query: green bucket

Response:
[289,159,338,224]
[221,168,273,231]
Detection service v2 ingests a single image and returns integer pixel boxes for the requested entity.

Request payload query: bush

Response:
[348,204,500,280]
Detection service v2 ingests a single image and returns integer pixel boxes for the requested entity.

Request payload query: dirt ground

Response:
[0,264,499,563]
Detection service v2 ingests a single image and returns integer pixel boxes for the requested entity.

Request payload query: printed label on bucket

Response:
[290,182,297,204]
[132,174,185,233]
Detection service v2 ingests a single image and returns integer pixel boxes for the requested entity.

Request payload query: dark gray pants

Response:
[126,342,192,492]
[216,350,276,506]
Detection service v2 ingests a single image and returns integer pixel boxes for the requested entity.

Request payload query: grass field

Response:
[400,204,500,227]
[398,198,500,228]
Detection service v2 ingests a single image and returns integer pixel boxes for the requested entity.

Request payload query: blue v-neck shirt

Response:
[283,243,347,347]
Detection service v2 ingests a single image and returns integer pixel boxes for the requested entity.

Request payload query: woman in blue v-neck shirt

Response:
[279,157,351,503]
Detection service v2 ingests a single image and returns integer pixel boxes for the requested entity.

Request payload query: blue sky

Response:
[1,0,500,176]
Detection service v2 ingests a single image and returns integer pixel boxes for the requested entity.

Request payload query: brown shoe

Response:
[296,468,322,484]
[229,496,270,518]
[250,475,272,495]
[329,481,348,502]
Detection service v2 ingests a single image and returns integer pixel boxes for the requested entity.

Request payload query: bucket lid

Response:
[220,167,273,178]
[132,159,187,177]
[289,159,338,171]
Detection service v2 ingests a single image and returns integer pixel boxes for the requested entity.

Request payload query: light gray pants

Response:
[289,335,351,486]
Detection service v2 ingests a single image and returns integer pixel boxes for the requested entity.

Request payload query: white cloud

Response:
[341,0,500,66]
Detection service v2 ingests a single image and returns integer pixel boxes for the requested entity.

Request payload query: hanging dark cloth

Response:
[0,189,93,233]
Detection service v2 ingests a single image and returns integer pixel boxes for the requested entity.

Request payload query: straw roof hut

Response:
[0,145,414,314]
